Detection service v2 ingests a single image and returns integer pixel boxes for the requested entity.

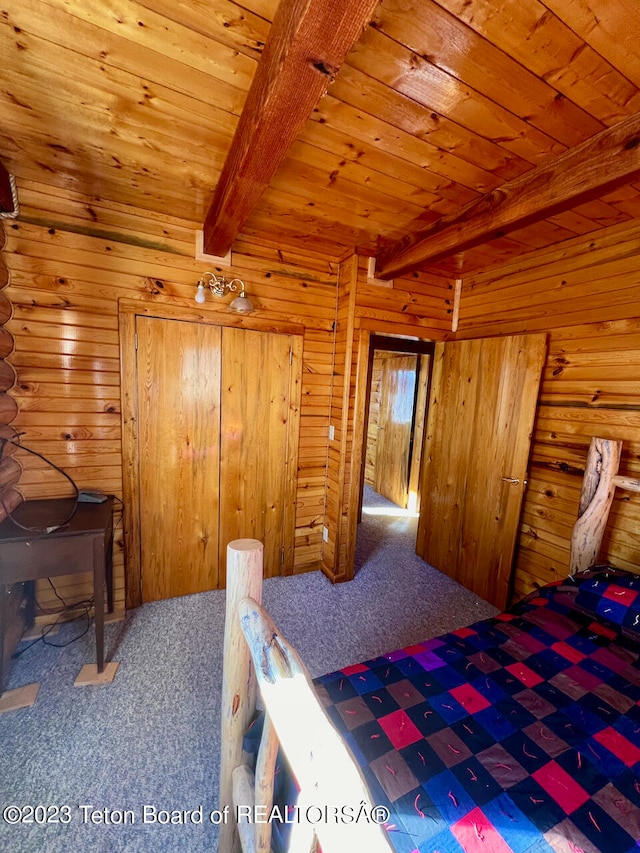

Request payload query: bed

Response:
[218,437,640,853]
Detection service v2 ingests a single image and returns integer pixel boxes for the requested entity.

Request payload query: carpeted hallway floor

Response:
[0,486,497,852]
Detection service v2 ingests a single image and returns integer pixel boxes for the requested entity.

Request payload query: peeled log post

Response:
[569,438,622,575]
[219,539,264,853]
[612,474,640,493]
[238,597,393,853]
[232,764,258,853]
[254,712,278,853]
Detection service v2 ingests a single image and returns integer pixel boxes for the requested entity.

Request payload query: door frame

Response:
[119,299,304,609]
[345,331,435,582]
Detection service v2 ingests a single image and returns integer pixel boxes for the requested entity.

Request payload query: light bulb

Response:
[195,283,206,304]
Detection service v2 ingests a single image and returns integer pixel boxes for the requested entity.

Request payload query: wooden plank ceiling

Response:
[2,0,640,276]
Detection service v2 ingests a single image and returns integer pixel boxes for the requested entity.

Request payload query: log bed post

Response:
[570,437,622,574]
[238,596,394,853]
[219,539,264,853]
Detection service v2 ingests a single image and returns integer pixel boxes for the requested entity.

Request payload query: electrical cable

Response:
[0,433,79,532]
[0,435,123,653]
[46,576,69,608]
[112,494,125,532]
[42,603,93,649]
[13,591,94,658]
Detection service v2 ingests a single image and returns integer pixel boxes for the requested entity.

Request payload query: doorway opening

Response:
[355,335,435,572]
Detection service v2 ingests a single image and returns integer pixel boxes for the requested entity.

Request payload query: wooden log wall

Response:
[456,218,640,602]
[0,220,20,516]
[3,181,340,613]
[0,216,24,679]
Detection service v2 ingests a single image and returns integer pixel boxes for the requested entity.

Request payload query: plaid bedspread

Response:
[314,579,640,853]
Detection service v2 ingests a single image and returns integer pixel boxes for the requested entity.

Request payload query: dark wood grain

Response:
[377,111,640,279]
[202,0,380,256]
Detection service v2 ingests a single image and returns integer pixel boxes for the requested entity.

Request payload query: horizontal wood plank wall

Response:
[323,255,356,581]
[322,253,455,581]
[3,182,339,613]
[456,218,640,602]
[356,259,455,340]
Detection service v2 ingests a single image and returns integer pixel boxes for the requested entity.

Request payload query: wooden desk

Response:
[0,497,114,694]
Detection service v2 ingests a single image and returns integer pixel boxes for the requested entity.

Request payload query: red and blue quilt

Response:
[313,570,640,853]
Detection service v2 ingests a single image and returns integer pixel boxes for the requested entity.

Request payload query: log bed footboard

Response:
[219,539,392,853]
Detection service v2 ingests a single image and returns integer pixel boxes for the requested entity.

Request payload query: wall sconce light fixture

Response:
[195,271,254,314]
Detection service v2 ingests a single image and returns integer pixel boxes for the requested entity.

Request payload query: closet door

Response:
[416,333,547,610]
[132,315,301,603]
[219,326,299,584]
[136,316,222,601]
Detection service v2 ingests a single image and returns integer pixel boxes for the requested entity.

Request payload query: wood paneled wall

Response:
[356,262,454,339]
[12,183,640,610]
[3,181,340,613]
[456,218,640,602]
[323,255,357,581]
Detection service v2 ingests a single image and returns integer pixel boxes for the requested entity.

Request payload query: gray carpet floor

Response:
[0,487,497,852]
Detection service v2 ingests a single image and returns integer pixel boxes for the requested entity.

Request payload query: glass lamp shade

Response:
[229,294,254,314]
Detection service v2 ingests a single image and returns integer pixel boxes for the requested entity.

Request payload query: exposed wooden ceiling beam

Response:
[203,0,379,257]
[375,111,640,280]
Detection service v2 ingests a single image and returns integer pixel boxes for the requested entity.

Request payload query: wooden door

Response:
[137,316,222,601]
[374,354,417,507]
[135,317,301,602]
[416,334,547,610]
[219,326,300,584]
[407,355,431,513]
